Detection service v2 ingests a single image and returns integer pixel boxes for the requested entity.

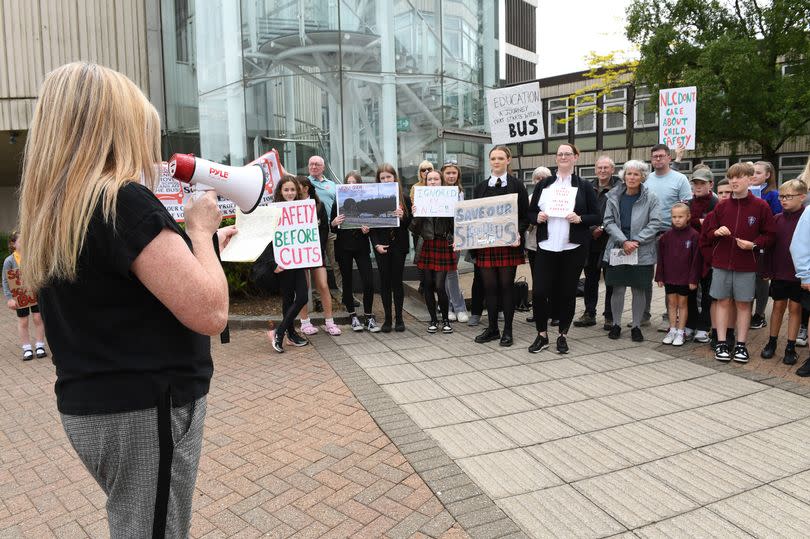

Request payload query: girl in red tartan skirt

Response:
[411,170,458,334]
[472,146,530,347]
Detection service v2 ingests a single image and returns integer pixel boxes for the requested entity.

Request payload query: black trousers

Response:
[470,265,485,316]
[687,272,713,331]
[583,243,612,319]
[375,249,407,321]
[423,269,449,321]
[278,269,308,338]
[479,265,517,333]
[337,248,374,316]
[533,245,587,334]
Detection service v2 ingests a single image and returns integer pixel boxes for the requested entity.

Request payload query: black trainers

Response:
[715,342,731,362]
[732,343,749,363]
[286,331,309,347]
[350,315,364,332]
[366,316,382,333]
[442,320,453,334]
[608,325,621,340]
[750,314,767,329]
[783,347,798,366]
[528,334,549,353]
[573,312,596,327]
[394,317,406,332]
[475,327,500,343]
[556,335,569,354]
[797,357,810,377]
[427,320,439,334]
[272,336,285,354]
[631,327,644,342]
[381,319,392,333]
[603,318,613,331]
[761,340,777,359]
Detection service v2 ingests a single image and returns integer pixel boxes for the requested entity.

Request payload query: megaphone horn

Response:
[168,153,267,214]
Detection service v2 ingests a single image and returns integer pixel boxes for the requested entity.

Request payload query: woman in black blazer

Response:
[527,143,599,354]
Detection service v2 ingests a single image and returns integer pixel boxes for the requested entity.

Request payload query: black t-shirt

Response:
[38,182,213,415]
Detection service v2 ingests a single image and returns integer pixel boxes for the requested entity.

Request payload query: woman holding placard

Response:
[527,143,599,354]
[441,161,469,323]
[472,146,529,347]
[370,164,412,332]
[602,160,662,342]
[411,169,457,334]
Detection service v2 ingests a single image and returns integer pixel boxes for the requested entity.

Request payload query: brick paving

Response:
[0,308,468,538]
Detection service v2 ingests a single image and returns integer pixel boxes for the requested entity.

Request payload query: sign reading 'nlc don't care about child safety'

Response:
[659,86,697,150]
[273,199,322,269]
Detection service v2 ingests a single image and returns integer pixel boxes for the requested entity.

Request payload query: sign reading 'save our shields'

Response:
[453,194,518,250]
[659,87,697,150]
[486,83,545,145]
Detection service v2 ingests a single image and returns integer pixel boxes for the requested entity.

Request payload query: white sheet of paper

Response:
[220,205,282,262]
[539,186,577,218]
[609,248,638,266]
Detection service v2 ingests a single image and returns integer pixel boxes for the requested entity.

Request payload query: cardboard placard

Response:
[273,199,322,269]
[539,186,578,218]
[4,266,37,308]
[413,186,459,217]
[486,82,545,145]
[453,194,519,251]
[659,86,697,150]
[336,183,400,229]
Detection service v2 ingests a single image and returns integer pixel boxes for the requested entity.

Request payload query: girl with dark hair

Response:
[370,163,412,332]
[331,171,379,332]
[411,169,457,334]
[472,146,529,347]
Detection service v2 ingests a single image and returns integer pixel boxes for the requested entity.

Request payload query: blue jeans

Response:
[445,270,466,313]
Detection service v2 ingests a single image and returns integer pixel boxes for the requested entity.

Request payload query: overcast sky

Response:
[536,0,636,78]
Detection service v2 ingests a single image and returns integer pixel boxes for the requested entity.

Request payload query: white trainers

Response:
[694,330,710,343]
[662,328,677,345]
[456,311,470,323]
[797,326,808,347]
[366,316,381,333]
[672,330,685,346]
[447,311,457,321]
[350,316,364,332]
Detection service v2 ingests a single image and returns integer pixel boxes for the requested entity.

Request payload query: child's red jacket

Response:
[702,194,776,273]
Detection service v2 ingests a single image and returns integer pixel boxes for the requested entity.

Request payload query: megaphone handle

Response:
[211,233,231,344]
[192,183,214,201]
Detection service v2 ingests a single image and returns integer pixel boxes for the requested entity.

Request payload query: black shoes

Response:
[381,319,392,333]
[286,331,309,347]
[631,327,644,342]
[427,320,438,334]
[442,320,453,334]
[603,318,613,331]
[528,334,549,353]
[475,327,501,343]
[573,313,596,327]
[715,342,731,362]
[272,337,284,354]
[733,344,750,363]
[783,347,798,366]
[556,335,569,354]
[608,325,621,340]
[499,331,513,347]
[761,339,777,359]
[394,317,406,332]
[797,357,810,377]
[750,314,767,329]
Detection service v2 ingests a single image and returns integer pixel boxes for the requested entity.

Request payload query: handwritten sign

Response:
[413,186,458,217]
[454,194,518,251]
[273,199,322,269]
[609,248,638,266]
[486,82,545,145]
[4,266,37,308]
[220,205,282,262]
[539,186,577,218]
[659,86,697,150]
[336,183,399,229]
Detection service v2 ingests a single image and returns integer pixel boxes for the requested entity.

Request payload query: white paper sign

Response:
[273,199,322,269]
[609,248,638,266]
[413,186,458,217]
[539,186,577,218]
[486,82,545,145]
[659,86,697,150]
[220,205,282,262]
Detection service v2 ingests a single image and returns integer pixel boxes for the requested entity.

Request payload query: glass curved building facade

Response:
[161,0,498,194]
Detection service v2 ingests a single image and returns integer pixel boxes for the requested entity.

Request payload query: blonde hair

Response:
[727,162,754,179]
[18,62,161,291]
[780,179,808,195]
[754,161,776,190]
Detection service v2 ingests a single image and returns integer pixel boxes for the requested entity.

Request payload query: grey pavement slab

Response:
[351,350,409,369]
[461,352,521,370]
[434,371,504,395]
[588,423,689,465]
[559,372,636,398]
[489,409,579,446]
[340,340,390,356]
[458,389,535,419]
[609,346,673,363]
[414,357,477,377]
[772,470,810,504]
[384,336,436,351]
[532,359,596,380]
[482,365,551,386]
[546,399,634,433]
[364,363,426,384]
[526,435,632,483]
[397,345,456,362]
[426,420,517,459]
[457,449,562,499]
[497,486,626,539]
[574,467,699,529]
[696,396,794,432]
[383,379,450,404]
[570,352,637,373]
[513,379,590,408]
[699,432,810,482]
[401,397,481,429]
[709,485,810,537]
[597,388,686,420]
[690,372,766,399]
[635,508,752,538]
[743,388,810,421]
[641,409,746,448]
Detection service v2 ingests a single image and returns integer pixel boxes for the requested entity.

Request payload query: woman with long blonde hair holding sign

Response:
[18,63,236,537]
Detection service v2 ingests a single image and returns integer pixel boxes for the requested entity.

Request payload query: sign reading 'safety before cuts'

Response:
[486,83,545,145]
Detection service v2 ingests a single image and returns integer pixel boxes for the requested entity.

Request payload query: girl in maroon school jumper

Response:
[655,203,702,346]
[410,169,458,334]
[471,146,529,347]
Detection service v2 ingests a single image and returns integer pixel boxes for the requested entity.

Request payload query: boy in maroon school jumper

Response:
[704,162,776,363]
[655,203,702,346]
[686,168,718,342]
[760,179,807,365]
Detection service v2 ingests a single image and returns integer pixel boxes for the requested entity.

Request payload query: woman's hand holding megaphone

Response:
[184,191,223,238]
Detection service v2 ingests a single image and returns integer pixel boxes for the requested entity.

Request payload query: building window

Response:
[603,88,626,131]
[574,94,596,135]
[175,0,190,63]
[547,98,568,137]
[672,160,693,173]
[634,86,657,127]
[578,166,596,180]
[779,154,809,182]
[700,158,729,180]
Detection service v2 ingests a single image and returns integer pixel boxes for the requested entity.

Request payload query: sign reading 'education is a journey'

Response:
[486,83,545,145]
[659,86,697,150]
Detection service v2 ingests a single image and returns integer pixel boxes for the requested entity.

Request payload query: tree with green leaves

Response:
[625,0,810,171]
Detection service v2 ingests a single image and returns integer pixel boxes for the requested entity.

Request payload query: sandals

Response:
[22,349,34,361]
[35,346,47,359]
[301,322,319,335]
[325,322,342,336]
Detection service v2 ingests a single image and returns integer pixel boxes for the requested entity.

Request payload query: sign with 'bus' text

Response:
[659,86,697,150]
[273,199,322,269]
[453,194,518,250]
[486,83,545,145]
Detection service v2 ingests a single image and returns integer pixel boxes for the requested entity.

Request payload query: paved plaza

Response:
[2,281,810,538]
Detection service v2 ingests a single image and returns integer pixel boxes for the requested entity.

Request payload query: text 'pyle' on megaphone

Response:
[168,154,267,214]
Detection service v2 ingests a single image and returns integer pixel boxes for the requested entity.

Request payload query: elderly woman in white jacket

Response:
[602,160,662,342]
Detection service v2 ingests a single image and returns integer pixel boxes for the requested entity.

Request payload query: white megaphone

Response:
[168,153,267,213]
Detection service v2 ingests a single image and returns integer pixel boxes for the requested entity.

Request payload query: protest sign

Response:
[273,199,322,269]
[336,183,399,228]
[220,205,282,262]
[413,186,458,217]
[659,86,697,150]
[539,186,578,218]
[486,82,545,145]
[609,248,638,266]
[454,194,519,250]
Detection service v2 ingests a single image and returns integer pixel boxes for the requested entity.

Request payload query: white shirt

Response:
[487,174,508,188]
[538,174,578,252]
